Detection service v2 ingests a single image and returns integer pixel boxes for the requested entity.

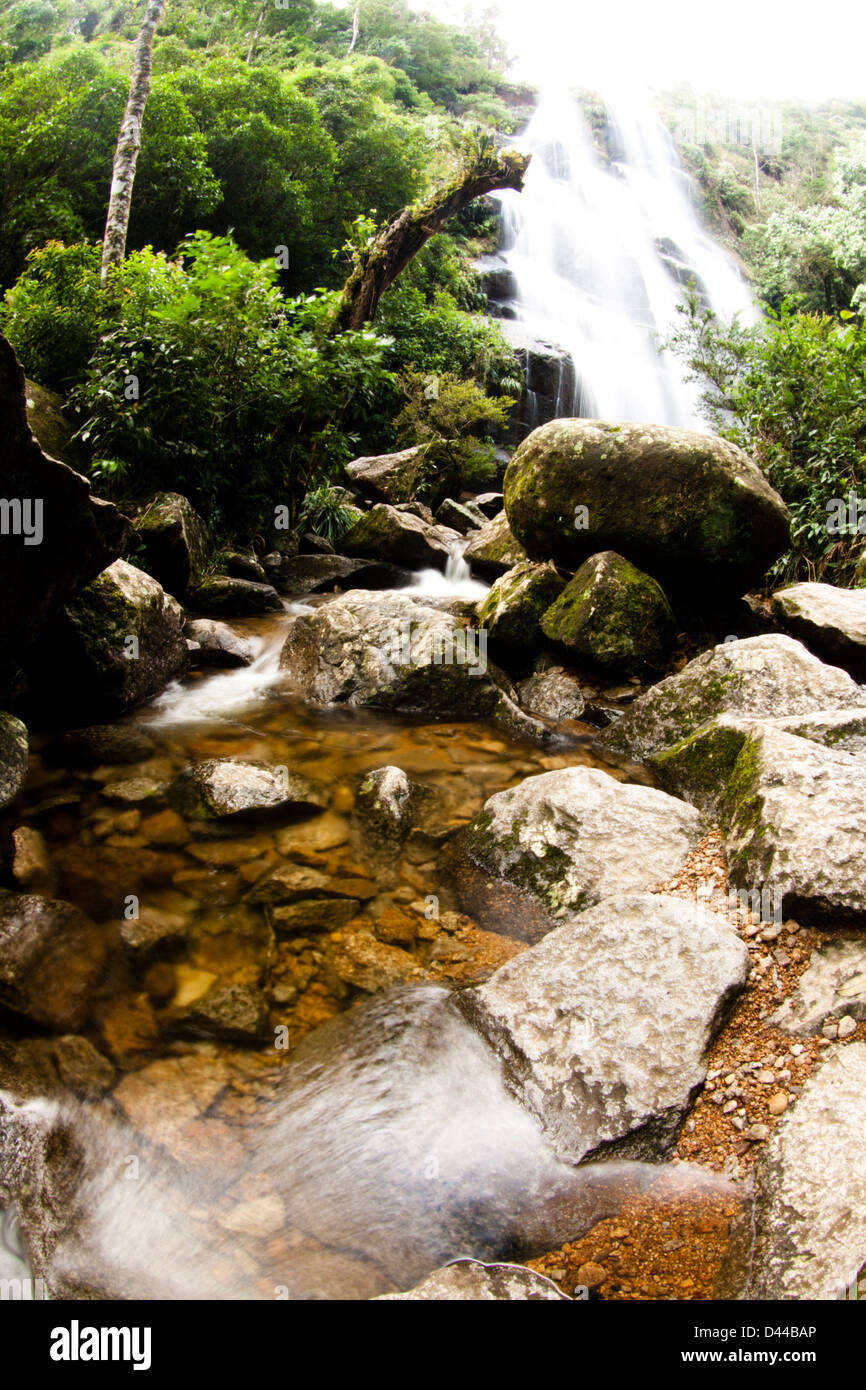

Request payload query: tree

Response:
[100,0,166,285]
[334,134,529,330]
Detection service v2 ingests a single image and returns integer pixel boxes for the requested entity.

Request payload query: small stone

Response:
[837,1015,858,1039]
[576,1262,607,1290]
[722,1100,737,1114]
[756,1069,776,1084]
[768,1091,789,1116]
[744,1123,771,1141]
[822,1022,839,1039]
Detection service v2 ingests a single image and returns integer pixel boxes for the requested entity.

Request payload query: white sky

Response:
[407,0,866,102]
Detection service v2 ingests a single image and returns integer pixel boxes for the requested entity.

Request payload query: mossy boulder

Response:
[134,492,211,599]
[24,379,85,469]
[477,560,566,658]
[540,550,676,675]
[598,635,866,764]
[342,504,454,572]
[186,574,283,616]
[0,711,28,812]
[463,511,528,578]
[503,419,790,599]
[346,445,441,506]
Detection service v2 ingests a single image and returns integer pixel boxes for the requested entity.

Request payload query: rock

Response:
[276,813,350,856]
[463,512,528,578]
[722,726,866,923]
[34,559,189,720]
[134,492,210,598]
[499,322,578,443]
[346,446,435,506]
[0,336,126,668]
[186,575,283,616]
[475,492,505,519]
[184,619,257,669]
[169,983,270,1044]
[718,1044,866,1299]
[772,581,866,678]
[577,1262,608,1290]
[52,1035,114,1098]
[599,635,866,764]
[355,766,425,856]
[11,826,54,893]
[278,590,545,742]
[265,553,411,596]
[503,419,790,598]
[331,935,424,992]
[220,549,267,583]
[120,907,189,961]
[477,561,566,658]
[0,890,106,1029]
[342,504,453,572]
[540,551,677,675]
[516,669,586,722]
[269,899,360,934]
[770,940,866,1036]
[0,711,28,812]
[376,1258,568,1301]
[436,498,487,535]
[24,378,85,468]
[459,893,748,1164]
[50,723,156,767]
[299,532,335,555]
[460,767,703,930]
[169,760,328,821]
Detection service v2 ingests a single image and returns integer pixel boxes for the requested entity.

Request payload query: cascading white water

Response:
[410,540,489,600]
[496,83,759,429]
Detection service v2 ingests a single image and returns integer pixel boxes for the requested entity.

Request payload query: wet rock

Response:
[0,711,28,812]
[460,766,703,927]
[279,590,546,743]
[134,492,211,599]
[540,551,676,675]
[598,635,866,764]
[516,669,586,722]
[220,549,267,583]
[342,504,453,572]
[769,939,866,1036]
[477,560,566,659]
[346,445,434,506]
[376,1258,568,1300]
[723,726,866,923]
[331,935,424,992]
[474,492,505,519]
[120,906,189,961]
[184,618,257,669]
[299,532,335,555]
[459,893,749,1164]
[10,826,54,894]
[266,553,412,596]
[269,898,361,934]
[50,722,156,767]
[169,983,270,1044]
[463,511,528,578]
[772,581,866,678]
[354,766,425,856]
[186,575,283,616]
[138,808,190,846]
[102,775,168,806]
[275,814,350,857]
[52,1035,115,1098]
[0,889,106,1030]
[169,759,328,821]
[436,498,487,535]
[717,1043,866,1299]
[503,418,790,598]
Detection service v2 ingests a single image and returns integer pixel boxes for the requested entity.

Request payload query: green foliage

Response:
[394,369,514,494]
[378,281,517,391]
[669,292,866,585]
[299,482,358,544]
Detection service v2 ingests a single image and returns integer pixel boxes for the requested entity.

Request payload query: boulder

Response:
[769,939,866,1037]
[35,559,189,720]
[477,561,566,658]
[345,446,433,506]
[24,379,85,468]
[265,553,411,596]
[186,575,283,616]
[460,767,703,930]
[169,760,328,822]
[0,890,106,1030]
[342,504,453,572]
[134,492,210,598]
[540,551,676,675]
[355,766,425,856]
[184,619,257,669]
[463,511,528,578]
[722,726,866,923]
[598,635,866,764]
[474,492,505,519]
[436,498,487,535]
[0,335,126,669]
[717,1044,866,1300]
[459,893,749,1164]
[503,419,790,597]
[771,581,866,678]
[0,711,28,812]
[279,590,545,742]
[516,669,586,722]
[499,322,578,443]
[376,1258,568,1301]
[220,549,267,583]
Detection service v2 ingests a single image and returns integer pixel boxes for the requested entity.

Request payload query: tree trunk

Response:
[334,144,531,332]
[100,0,166,286]
[348,2,361,54]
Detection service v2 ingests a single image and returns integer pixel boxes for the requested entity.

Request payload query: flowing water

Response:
[496,83,759,428]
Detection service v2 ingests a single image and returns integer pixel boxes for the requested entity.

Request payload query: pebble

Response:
[756,1069,776,1084]
[767,1091,789,1116]
[837,1015,858,1039]
[577,1262,608,1290]
[744,1123,770,1142]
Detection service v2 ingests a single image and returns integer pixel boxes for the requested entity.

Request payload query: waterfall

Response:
[493,83,759,430]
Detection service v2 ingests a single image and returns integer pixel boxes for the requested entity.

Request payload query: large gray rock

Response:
[376,1258,569,1301]
[772,581,866,678]
[719,1043,866,1300]
[769,939,866,1037]
[436,498,487,535]
[279,590,544,742]
[517,669,586,722]
[169,759,328,821]
[184,619,256,669]
[342,504,455,572]
[186,574,283,616]
[0,712,28,812]
[134,492,210,599]
[477,560,566,658]
[346,446,433,506]
[0,890,106,1030]
[503,419,790,598]
[540,550,676,675]
[461,766,703,925]
[460,893,749,1164]
[723,726,866,922]
[599,635,866,764]
[463,512,528,579]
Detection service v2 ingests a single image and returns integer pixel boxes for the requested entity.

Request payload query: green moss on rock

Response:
[540,550,676,675]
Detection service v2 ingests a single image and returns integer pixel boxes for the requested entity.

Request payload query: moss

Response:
[478,561,565,654]
[540,551,675,675]
[651,721,749,809]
